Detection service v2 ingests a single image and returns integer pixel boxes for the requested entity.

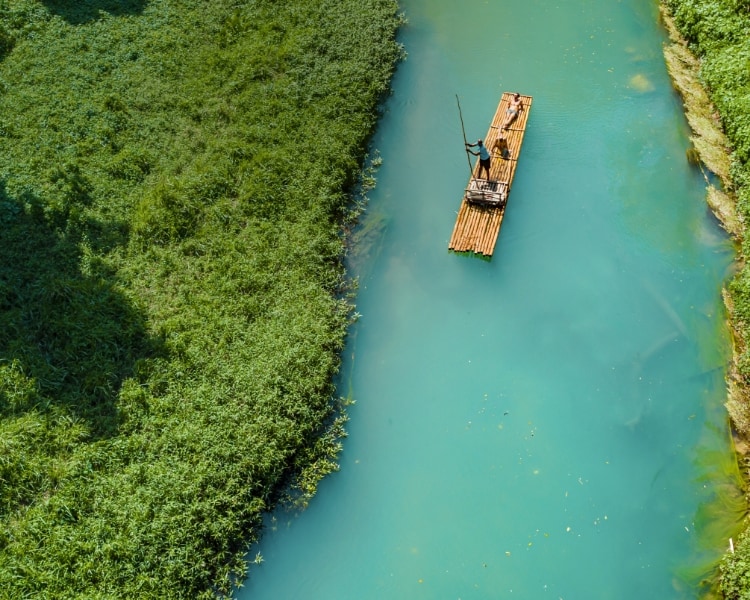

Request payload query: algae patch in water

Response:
[674,425,748,598]
[628,73,655,93]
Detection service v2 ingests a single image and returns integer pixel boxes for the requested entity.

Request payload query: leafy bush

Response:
[720,528,750,599]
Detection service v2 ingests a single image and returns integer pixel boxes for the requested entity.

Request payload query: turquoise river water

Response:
[239,1,743,598]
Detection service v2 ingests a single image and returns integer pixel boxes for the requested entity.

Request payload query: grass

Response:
[0,0,404,597]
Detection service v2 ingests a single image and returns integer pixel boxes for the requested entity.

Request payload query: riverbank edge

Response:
[659,2,750,593]
[658,4,750,428]
[659,5,749,445]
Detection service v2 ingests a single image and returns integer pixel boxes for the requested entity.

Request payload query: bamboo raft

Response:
[449,92,533,257]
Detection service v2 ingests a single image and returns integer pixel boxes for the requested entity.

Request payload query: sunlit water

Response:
[239,1,742,598]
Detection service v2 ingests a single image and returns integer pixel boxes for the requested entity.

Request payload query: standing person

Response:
[501,93,523,130]
[465,138,491,181]
[492,132,510,159]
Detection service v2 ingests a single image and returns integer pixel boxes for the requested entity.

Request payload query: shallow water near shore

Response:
[239,1,742,598]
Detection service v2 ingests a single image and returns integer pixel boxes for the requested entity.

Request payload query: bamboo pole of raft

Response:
[448,92,532,257]
[456,95,474,179]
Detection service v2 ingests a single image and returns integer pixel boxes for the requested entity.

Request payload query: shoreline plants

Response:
[663,0,750,597]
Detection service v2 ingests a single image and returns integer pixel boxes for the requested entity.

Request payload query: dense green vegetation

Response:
[0,0,403,597]
[664,0,750,597]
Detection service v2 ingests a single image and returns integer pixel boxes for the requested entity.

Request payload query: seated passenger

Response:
[492,133,510,159]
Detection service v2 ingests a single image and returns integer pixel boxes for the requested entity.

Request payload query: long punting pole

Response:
[456,94,473,178]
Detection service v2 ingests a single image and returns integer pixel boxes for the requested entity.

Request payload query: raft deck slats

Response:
[449,92,532,257]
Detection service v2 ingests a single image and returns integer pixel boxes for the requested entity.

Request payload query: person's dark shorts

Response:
[480,157,491,170]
